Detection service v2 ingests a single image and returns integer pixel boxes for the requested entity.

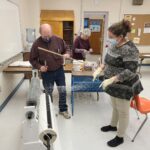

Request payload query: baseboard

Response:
[0,78,24,112]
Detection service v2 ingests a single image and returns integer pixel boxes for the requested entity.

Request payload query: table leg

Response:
[71,75,74,116]
[97,92,99,101]
[71,91,74,116]
[138,58,144,77]
[50,93,53,103]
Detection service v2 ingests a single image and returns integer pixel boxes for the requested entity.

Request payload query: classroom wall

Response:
[0,0,23,107]
[121,0,150,54]
[6,0,41,47]
[0,0,23,63]
[0,0,40,107]
[19,0,41,47]
[0,73,24,106]
[40,0,81,33]
[41,0,150,56]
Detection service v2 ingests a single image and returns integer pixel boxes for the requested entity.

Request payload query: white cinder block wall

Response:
[0,0,40,107]
[121,0,150,53]
[41,0,150,60]
[19,0,41,47]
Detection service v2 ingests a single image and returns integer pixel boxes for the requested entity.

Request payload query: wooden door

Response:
[89,19,104,54]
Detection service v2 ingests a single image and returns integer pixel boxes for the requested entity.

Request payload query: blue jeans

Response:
[41,66,68,112]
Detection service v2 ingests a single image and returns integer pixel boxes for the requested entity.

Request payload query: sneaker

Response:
[101,125,117,132]
[59,111,71,119]
[107,136,124,147]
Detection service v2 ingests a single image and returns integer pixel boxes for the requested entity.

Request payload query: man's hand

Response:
[40,66,48,72]
[63,53,70,59]
[99,76,118,90]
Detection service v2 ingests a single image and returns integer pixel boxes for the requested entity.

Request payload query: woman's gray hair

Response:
[82,28,91,37]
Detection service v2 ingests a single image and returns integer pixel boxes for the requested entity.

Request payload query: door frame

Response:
[83,11,108,62]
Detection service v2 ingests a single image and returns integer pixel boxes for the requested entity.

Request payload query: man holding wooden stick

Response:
[30,24,71,119]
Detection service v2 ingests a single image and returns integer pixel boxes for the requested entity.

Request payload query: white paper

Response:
[143,23,150,33]
[143,28,150,33]
[133,37,140,44]
[9,61,31,67]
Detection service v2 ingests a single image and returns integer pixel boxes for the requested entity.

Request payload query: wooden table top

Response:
[4,63,94,76]
[72,70,94,76]
[139,53,150,59]
[4,63,73,73]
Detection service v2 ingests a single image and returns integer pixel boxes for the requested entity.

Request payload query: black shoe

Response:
[107,136,124,147]
[101,125,117,132]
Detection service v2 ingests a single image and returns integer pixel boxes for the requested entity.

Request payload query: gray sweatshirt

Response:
[104,41,143,100]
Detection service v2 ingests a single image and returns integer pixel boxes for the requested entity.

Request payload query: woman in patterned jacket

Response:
[93,20,143,147]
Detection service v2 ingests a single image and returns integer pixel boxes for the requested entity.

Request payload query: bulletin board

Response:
[89,19,101,32]
[124,14,150,45]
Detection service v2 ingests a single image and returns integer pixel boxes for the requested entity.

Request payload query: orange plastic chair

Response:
[130,95,150,142]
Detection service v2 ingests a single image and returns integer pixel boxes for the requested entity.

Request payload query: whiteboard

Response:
[0,0,23,63]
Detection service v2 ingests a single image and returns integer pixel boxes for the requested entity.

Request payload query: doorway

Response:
[63,21,74,49]
[84,11,108,57]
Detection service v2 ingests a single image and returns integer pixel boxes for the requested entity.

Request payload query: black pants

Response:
[41,67,68,112]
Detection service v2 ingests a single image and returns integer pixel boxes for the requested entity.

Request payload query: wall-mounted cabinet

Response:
[40,10,74,48]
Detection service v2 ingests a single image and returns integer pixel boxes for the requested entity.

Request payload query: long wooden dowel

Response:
[38,47,84,63]
[38,47,64,57]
